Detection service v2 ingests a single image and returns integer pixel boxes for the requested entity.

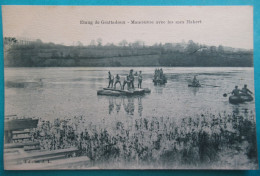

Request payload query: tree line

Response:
[4,37,253,67]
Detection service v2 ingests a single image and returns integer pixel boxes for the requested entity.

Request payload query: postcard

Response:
[2,6,258,170]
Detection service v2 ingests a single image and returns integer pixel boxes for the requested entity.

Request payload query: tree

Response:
[90,40,96,46]
[186,40,200,53]
[36,39,43,43]
[218,45,224,53]
[97,38,102,46]
[4,37,17,46]
[76,41,84,47]
[132,40,144,48]
[210,46,217,53]
[118,40,128,47]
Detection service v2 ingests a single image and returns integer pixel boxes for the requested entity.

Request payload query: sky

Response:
[2,6,253,49]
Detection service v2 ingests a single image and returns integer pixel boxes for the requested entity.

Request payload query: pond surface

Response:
[5,67,255,122]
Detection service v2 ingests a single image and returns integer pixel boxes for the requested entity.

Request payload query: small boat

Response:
[5,118,39,131]
[153,78,167,85]
[229,95,253,104]
[188,84,201,87]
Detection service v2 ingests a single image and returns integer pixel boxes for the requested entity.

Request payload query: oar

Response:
[200,84,220,87]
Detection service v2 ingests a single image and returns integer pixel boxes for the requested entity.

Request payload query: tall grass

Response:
[31,111,258,169]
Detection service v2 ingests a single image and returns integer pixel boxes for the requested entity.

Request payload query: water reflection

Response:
[123,98,135,115]
[190,87,200,96]
[231,104,253,120]
[115,98,121,113]
[138,97,143,116]
[154,86,164,94]
[108,98,114,114]
[107,96,143,116]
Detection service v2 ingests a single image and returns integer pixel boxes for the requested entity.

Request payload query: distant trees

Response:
[210,46,217,53]
[97,38,103,46]
[131,40,145,48]
[90,40,96,46]
[118,40,128,47]
[4,37,17,46]
[36,39,43,44]
[4,36,253,67]
[218,45,224,53]
[89,38,103,47]
[76,41,84,47]
[186,40,200,53]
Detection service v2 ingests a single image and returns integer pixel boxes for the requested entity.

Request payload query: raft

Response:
[229,95,253,104]
[143,88,151,93]
[97,88,147,96]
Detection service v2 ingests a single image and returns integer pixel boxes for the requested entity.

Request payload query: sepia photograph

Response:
[2,6,258,170]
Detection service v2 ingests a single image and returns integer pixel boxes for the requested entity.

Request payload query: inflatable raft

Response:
[97,88,150,96]
[229,95,253,104]
[188,84,201,87]
[153,78,167,85]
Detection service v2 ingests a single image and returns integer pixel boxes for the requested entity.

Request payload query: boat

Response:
[188,84,201,87]
[97,88,146,96]
[5,118,39,131]
[153,78,167,85]
[153,69,167,85]
[229,95,253,104]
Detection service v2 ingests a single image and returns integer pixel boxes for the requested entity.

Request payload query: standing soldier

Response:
[107,71,114,88]
[129,69,135,89]
[123,75,130,90]
[114,74,122,89]
[138,71,143,88]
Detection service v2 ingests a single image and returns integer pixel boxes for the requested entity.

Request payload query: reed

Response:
[30,111,257,168]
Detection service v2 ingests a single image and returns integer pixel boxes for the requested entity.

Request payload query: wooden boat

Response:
[229,95,253,104]
[5,118,39,131]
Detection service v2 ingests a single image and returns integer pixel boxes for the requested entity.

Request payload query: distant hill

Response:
[3,38,253,67]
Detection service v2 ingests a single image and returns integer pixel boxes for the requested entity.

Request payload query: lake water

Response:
[5,67,255,122]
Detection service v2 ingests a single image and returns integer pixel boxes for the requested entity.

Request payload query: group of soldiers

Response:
[232,84,253,97]
[107,69,143,90]
[154,68,165,81]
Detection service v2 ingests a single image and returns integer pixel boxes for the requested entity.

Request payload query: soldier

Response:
[129,69,135,89]
[114,74,122,89]
[232,86,241,97]
[138,71,143,88]
[107,71,114,88]
[241,84,253,96]
[122,75,130,90]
